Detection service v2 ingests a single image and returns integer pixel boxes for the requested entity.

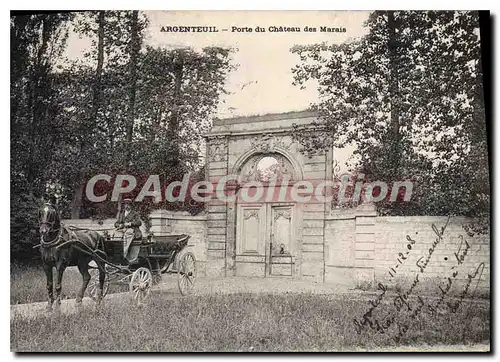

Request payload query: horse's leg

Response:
[54,262,66,313]
[76,260,91,308]
[43,263,54,312]
[96,260,106,305]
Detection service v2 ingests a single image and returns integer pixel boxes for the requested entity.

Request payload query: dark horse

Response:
[38,202,107,311]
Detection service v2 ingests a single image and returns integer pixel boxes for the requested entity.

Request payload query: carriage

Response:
[84,230,197,305]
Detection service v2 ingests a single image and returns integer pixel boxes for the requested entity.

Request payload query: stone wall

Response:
[149,210,207,275]
[373,216,489,294]
[65,208,490,295]
[325,204,377,285]
[325,208,490,295]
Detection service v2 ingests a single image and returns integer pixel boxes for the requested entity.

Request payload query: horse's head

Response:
[38,203,60,236]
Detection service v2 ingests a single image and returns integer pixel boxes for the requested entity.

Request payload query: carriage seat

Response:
[151,234,190,247]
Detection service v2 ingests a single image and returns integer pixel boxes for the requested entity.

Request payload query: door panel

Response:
[269,205,294,276]
[237,205,266,255]
[235,204,266,277]
[235,203,295,277]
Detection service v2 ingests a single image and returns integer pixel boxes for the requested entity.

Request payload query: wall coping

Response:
[325,214,480,222]
[213,110,317,126]
[149,210,207,221]
[327,204,377,220]
[204,126,317,138]
[376,215,469,223]
[64,211,208,224]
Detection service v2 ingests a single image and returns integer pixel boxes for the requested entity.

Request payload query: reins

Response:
[39,225,63,247]
[65,225,117,232]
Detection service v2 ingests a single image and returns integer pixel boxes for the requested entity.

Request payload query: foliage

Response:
[290,11,489,230]
[11,13,75,258]
[11,13,74,197]
[10,193,41,260]
[80,167,207,224]
[50,13,234,220]
[11,11,235,261]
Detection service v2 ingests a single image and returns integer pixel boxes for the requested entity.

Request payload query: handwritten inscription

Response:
[446,262,485,314]
[454,235,470,266]
[352,217,486,344]
[388,235,417,278]
[416,217,450,273]
[353,283,392,335]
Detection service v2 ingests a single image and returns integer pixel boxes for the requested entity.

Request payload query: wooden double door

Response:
[235,203,296,277]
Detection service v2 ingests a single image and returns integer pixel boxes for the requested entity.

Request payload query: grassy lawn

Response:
[11,293,490,352]
[11,263,126,305]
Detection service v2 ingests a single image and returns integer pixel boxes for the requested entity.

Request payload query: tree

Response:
[11,12,74,259]
[134,46,235,176]
[65,11,148,218]
[69,11,105,218]
[50,15,234,221]
[11,11,236,262]
[125,10,141,167]
[121,45,235,222]
[291,11,489,230]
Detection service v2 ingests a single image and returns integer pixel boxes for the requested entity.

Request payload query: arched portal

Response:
[231,150,301,278]
[204,111,330,282]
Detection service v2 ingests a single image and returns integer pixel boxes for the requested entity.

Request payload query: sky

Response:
[65,11,371,118]
[63,11,371,172]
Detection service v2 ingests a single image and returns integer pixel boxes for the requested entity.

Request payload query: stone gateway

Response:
[201,111,489,291]
[69,111,489,292]
[205,111,329,281]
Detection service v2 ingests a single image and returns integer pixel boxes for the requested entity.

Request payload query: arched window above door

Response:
[240,153,294,182]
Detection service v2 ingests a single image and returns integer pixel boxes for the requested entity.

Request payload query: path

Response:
[10,276,353,319]
[10,275,489,318]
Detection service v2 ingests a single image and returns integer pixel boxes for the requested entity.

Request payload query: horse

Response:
[38,202,107,312]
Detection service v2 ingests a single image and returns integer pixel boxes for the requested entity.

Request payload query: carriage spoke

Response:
[177,252,197,295]
[129,267,152,305]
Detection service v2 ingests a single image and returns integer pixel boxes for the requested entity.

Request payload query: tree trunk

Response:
[27,15,50,193]
[125,10,140,166]
[71,181,85,218]
[91,11,105,123]
[387,10,401,177]
[71,11,105,218]
[166,50,184,171]
[10,15,30,125]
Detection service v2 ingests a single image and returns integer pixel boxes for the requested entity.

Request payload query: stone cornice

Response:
[213,110,317,126]
[204,123,326,139]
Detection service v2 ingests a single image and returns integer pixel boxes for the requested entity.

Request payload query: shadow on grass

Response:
[11,293,490,352]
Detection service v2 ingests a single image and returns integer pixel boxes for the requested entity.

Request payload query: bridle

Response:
[39,204,63,247]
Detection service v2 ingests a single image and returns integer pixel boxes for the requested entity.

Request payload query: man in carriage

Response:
[114,198,143,263]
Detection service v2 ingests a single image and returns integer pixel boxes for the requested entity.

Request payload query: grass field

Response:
[11,263,490,351]
[11,263,126,305]
[11,292,489,352]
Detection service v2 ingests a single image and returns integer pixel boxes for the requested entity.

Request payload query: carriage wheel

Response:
[129,267,153,305]
[177,252,197,296]
[87,268,109,301]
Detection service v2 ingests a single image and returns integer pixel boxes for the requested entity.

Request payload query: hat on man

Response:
[122,198,133,204]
